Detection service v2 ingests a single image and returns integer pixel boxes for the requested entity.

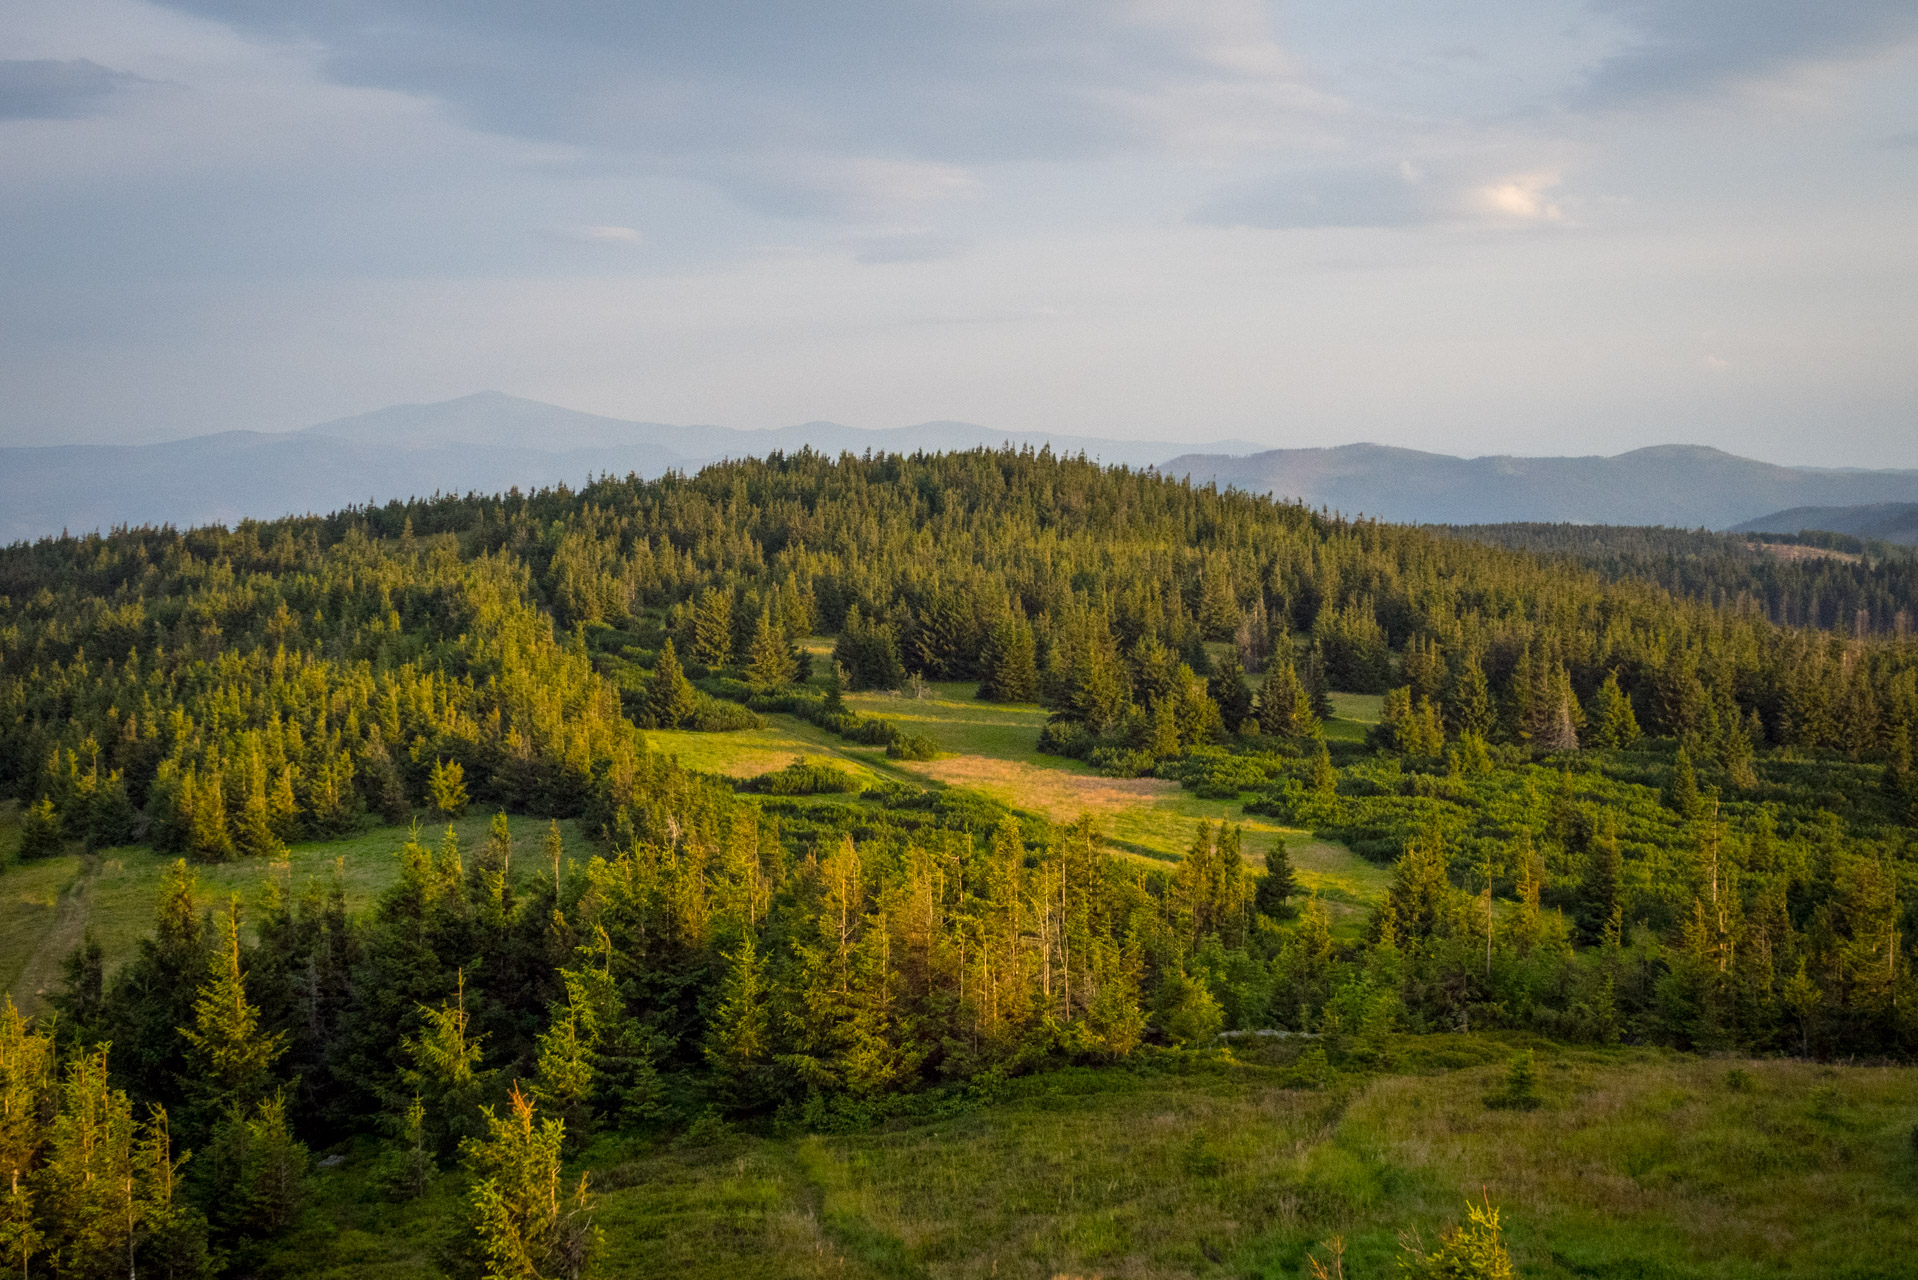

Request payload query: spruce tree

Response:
[689,588,735,669]
[647,638,697,729]
[1302,641,1335,722]
[17,797,62,859]
[745,603,798,690]
[1666,746,1701,816]
[1447,657,1495,740]
[86,770,139,850]
[1209,647,1253,730]
[1256,659,1304,738]
[1254,840,1297,920]
[429,758,470,819]
[1590,671,1641,747]
[463,1084,599,1280]
[402,970,492,1158]
[181,899,287,1120]
[977,613,1039,703]
[1579,813,1622,944]
[704,933,772,1108]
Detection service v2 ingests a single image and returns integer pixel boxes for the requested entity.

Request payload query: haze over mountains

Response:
[6,392,1918,544]
[0,393,1258,543]
[1165,445,1918,533]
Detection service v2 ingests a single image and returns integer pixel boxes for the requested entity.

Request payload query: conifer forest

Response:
[2,448,1915,1279]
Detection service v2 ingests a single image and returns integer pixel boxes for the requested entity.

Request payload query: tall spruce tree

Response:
[647,638,698,729]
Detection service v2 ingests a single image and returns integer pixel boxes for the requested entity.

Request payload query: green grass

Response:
[0,677,1392,1008]
[270,1038,1918,1279]
[722,680,1387,913]
[2,811,593,1012]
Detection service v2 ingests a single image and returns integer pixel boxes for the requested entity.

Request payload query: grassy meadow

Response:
[266,1036,1918,1279]
[648,677,1391,927]
[0,810,594,1012]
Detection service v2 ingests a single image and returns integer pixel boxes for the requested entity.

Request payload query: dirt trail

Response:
[10,856,95,1013]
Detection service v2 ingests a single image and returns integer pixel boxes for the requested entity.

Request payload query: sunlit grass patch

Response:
[2,811,594,1010]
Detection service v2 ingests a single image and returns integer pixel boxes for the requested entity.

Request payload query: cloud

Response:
[146,0,1323,212]
[0,59,139,120]
[559,225,644,245]
[1471,171,1564,223]
[1577,0,1918,107]
[1194,160,1568,230]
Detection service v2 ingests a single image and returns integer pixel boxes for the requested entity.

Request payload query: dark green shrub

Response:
[886,734,937,761]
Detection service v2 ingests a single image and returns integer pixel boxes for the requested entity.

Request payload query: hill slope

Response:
[1165,442,1918,528]
[1732,501,1918,546]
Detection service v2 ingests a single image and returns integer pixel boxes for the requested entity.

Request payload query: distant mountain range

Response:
[8,395,1918,544]
[1165,443,1918,531]
[1731,502,1918,547]
[0,393,1259,543]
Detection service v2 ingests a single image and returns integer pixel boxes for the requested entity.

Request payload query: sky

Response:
[2,1,1915,464]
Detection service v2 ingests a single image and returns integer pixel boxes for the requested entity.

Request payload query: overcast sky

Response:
[3,0,1915,464]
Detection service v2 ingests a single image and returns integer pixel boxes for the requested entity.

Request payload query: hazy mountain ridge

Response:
[1731,502,1918,547]
[1166,443,1918,529]
[12,393,1918,543]
[0,392,1257,543]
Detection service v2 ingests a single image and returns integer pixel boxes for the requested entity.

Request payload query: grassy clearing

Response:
[1,811,593,1012]
[640,679,1390,917]
[274,1037,1918,1279]
[0,677,1391,1006]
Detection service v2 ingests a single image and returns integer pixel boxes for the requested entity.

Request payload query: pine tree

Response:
[1208,647,1253,730]
[1255,840,1297,920]
[403,970,492,1157]
[1256,659,1306,738]
[1310,743,1338,796]
[1589,671,1641,748]
[531,1002,596,1147]
[1447,657,1495,740]
[429,757,471,819]
[17,797,62,859]
[464,1084,600,1280]
[704,933,771,1107]
[0,997,54,1277]
[1302,642,1335,722]
[234,769,286,860]
[38,1047,137,1277]
[267,767,301,844]
[204,1091,308,1240]
[1386,824,1453,944]
[690,588,735,669]
[86,770,140,850]
[1580,812,1622,944]
[977,613,1039,703]
[745,603,798,690]
[647,638,698,729]
[1666,746,1701,816]
[1196,561,1240,641]
[180,898,287,1119]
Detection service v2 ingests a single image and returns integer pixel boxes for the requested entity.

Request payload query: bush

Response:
[690,694,763,732]
[1036,719,1093,758]
[886,734,937,761]
[1484,1050,1543,1111]
[741,760,863,796]
[854,718,902,747]
[17,796,64,859]
[1089,746,1157,778]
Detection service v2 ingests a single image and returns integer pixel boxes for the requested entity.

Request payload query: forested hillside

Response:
[1443,521,1918,635]
[2,447,1915,1277]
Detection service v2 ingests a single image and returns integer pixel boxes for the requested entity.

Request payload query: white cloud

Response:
[1472,171,1565,224]
[565,224,644,244]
